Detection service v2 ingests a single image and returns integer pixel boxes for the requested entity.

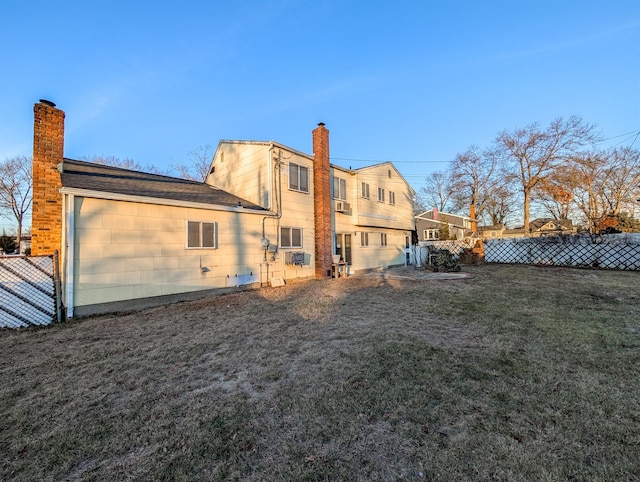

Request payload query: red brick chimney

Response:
[312,122,332,279]
[469,204,477,232]
[31,99,64,256]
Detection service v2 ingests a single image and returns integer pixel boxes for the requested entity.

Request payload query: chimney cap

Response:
[39,99,56,107]
[317,122,326,127]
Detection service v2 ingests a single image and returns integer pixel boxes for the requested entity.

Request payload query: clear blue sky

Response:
[1,1,639,230]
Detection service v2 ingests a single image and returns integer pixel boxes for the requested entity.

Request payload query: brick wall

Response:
[312,123,332,279]
[31,100,64,256]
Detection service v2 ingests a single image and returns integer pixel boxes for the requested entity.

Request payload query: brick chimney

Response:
[31,99,64,256]
[312,122,332,279]
[469,204,477,232]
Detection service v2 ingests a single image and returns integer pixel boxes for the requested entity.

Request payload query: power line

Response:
[331,157,449,164]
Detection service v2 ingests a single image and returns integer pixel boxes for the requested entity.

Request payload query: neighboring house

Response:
[478,218,576,239]
[477,224,505,239]
[30,101,415,317]
[415,209,475,241]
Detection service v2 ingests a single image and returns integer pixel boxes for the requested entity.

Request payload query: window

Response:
[333,176,347,200]
[380,233,387,246]
[280,227,303,248]
[289,163,309,193]
[377,187,385,202]
[388,191,395,205]
[360,232,369,247]
[361,182,370,199]
[187,221,216,248]
[423,229,439,240]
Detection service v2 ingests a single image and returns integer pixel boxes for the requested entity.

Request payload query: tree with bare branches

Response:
[450,145,501,222]
[417,170,454,213]
[0,156,32,253]
[173,145,214,182]
[80,155,170,175]
[490,116,599,233]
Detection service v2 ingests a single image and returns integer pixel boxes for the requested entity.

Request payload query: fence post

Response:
[53,250,64,322]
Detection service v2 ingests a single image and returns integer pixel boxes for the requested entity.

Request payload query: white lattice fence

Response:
[0,255,61,328]
[485,234,640,270]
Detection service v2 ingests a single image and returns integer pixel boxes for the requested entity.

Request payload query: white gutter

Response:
[59,187,274,216]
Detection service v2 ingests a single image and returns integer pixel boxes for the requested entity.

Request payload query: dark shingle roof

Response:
[60,159,266,211]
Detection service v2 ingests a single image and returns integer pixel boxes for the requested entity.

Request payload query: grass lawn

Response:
[1,264,639,481]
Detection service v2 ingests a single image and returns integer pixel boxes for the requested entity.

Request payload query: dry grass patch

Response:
[1,265,639,480]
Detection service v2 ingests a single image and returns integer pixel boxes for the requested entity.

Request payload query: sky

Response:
[1,0,639,231]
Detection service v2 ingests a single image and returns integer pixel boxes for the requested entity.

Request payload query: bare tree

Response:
[450,145,499,221]
[534,174,574,220]
[418,170,454,213]
[600,147,640,217]
[490,116,599,234]
[81,155,170,175]
[483,183,517,225]
[173,145,214,182]
[0,156,32,253]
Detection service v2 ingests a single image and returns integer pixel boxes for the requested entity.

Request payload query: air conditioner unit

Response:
[336,201,350,213]
[285,251,305,266]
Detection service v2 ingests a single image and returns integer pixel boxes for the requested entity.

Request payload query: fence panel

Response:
[0,255,60,328]
[485,234,640,270]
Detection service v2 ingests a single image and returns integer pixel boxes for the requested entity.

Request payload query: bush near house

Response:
[0,231,17,255]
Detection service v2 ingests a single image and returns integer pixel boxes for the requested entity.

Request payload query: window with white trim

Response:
[423,229,440,240]
[280,227,303,248]
[361,182,370,199]
[187,221,216,248]
[360,232,369,247]
[388,191,395,205]
[377,187,385,202]
[333,176,347,200]
[380,233,387,246]
[289,163,309,193]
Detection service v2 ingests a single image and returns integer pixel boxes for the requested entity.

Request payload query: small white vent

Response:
[336,201,350,213]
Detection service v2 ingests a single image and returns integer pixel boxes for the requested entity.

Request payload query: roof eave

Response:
[59,187,272,215]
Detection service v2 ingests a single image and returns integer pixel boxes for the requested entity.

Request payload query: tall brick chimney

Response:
[31,99,64,256]
[312,122,332,279]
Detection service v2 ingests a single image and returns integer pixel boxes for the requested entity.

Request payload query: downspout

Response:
[65,194,75,318]
[261,145,282,285]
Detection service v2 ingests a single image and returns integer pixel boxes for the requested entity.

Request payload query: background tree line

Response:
[418,116,640,234]
[0,146,213,254]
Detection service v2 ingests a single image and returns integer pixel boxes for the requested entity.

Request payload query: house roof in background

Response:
[60,159,266,211]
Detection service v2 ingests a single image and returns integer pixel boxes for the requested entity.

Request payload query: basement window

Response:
[289,163,309,193]
[187,221,216,249]
[281,227,303,248]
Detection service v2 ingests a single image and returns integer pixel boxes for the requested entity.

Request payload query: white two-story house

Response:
[31,100,415,317]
